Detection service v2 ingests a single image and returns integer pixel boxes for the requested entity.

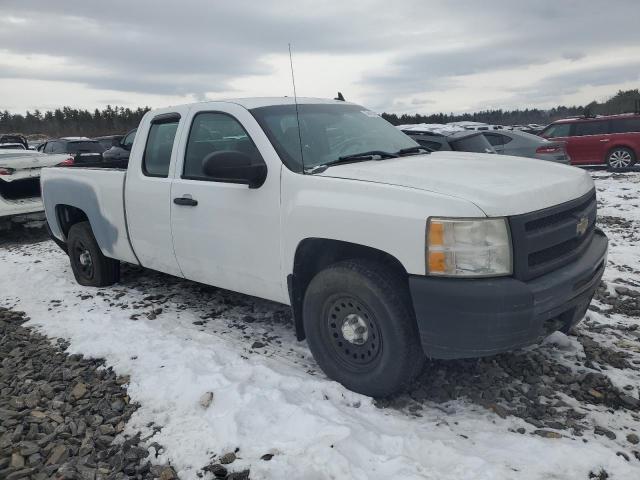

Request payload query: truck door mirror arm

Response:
[202,151,267,189]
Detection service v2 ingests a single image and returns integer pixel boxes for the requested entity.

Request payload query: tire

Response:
[67,221,119,287]
[303,260,425,397]
[606,147,636,171]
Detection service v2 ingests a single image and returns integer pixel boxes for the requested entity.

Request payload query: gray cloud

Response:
[1,0,639,112]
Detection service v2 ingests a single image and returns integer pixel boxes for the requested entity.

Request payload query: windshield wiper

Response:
[338,150,398,161]
[396,145,432,155]
[305,150,398,174]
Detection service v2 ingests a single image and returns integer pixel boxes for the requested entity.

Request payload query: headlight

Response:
[426,217,512,277]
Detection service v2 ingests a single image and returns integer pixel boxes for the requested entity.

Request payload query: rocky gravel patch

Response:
[0,307,179,480]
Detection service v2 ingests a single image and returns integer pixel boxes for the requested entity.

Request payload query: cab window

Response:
[183,112,261,181]
[143,116,179,177]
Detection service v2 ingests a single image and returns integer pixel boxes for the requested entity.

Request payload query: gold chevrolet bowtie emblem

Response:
[576,217,589,236]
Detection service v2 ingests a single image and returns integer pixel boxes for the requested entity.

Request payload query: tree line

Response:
[0,105,150,139]
[1,90,639,138]
[381,89,640,126]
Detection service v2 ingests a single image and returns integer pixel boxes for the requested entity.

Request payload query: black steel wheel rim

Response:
[74,240,94,279]
[323,295,382,371]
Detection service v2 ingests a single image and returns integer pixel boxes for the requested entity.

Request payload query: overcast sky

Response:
[1,0,639,115]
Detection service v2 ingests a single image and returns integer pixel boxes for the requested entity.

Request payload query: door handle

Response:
[173,196,198,206]
[599,139,610,142]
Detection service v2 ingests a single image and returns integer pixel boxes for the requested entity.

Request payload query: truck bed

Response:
[41,166,138,264]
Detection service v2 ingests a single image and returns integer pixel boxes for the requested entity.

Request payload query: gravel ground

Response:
[1,170,639,478]
[0,307,178,480]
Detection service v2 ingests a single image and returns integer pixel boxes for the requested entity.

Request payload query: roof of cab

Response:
[153,97,358,113]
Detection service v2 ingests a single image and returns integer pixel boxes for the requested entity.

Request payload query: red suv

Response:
[539,113,640,170]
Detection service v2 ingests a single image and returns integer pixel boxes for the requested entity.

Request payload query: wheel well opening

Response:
[55,205,88,239]
[289,238,409,340]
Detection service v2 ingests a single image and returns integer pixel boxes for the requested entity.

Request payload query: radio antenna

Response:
[288,43,305,171]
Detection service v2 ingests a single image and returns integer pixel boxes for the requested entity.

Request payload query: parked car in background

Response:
[539,113,640,170]
[42,97,607,396]
[93,135,123,152]
[37,137,103,164]
[447,121,504,131]
[102,128,136,162]
[399,124,496,154]
[0,134,29,149]
[0,143,27,150]
[483,129,569,164]
[0,148,72,228]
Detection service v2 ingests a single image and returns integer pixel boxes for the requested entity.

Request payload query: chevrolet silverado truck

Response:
[41,98,608,397]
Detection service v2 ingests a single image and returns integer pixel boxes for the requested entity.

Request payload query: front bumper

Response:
[409,228,608,359]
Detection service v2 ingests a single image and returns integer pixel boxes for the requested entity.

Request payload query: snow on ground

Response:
[1,170,640,479]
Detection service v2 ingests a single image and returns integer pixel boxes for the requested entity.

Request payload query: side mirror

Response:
[202,151,267,189]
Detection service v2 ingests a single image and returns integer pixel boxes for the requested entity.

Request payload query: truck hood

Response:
[316,151,594,216]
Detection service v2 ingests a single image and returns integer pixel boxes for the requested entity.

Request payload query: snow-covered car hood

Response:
[316,151,594,216]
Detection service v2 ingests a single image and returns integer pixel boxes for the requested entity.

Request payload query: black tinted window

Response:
[572,121,608,136]
[67,141,103,154]
[183,112,260,180]
[611,117,640,134]
[143,120,179,177]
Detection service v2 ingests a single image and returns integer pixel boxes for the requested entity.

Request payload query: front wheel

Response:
[67,221,119,287]
[606,147,636,171]
[303,260,425,397]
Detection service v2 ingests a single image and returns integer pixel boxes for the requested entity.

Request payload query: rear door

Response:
[569,120,610,165]
[170,102,284,302]
[124,107,190,277]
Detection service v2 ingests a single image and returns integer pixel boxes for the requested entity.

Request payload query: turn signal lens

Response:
[426,218,512,277]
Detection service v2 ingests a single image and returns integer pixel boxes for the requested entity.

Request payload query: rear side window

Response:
[416,139,443,151]
[450,134,495,154]
[572,121,609,136]
[183,112,261,180]
[67,141,103,154]
[143,116,179,177]
[542,123,570,138]
[484,133,512,146]
[611,117,640,134]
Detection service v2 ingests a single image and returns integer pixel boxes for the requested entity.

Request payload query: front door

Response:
[170,103,284,303]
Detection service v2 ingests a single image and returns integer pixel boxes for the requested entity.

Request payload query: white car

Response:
[41,98,607,396]
[0,149,72,227]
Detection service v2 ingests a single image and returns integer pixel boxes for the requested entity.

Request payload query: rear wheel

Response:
[67,221,119,287]
[303,260,424,397]
[606,147,635,170]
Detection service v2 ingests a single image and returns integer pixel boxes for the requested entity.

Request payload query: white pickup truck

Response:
[41,98,608,396]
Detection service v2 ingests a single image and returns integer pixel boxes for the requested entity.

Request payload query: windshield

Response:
[251,103,418,171]
[67,141,103,154]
